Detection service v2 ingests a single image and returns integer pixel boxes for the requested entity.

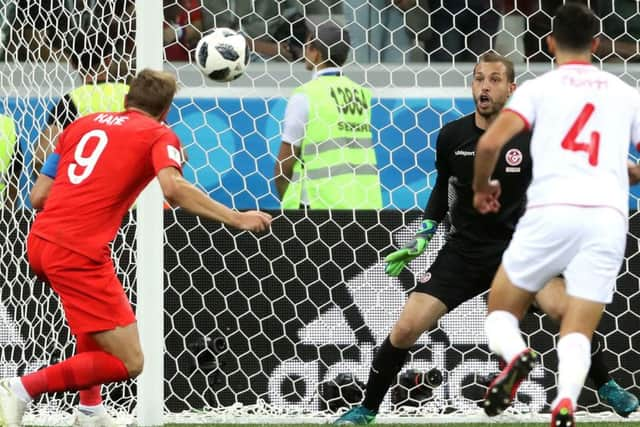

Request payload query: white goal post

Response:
[0,1,639,426]
[134,1,165,426]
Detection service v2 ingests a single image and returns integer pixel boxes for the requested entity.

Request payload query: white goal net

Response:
[0,0,638,425]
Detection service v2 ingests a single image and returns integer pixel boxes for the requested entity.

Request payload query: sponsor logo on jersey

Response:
[505,148,522,172]
[455,150,475,157]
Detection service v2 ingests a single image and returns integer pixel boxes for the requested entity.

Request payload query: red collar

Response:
[559,60,592,66]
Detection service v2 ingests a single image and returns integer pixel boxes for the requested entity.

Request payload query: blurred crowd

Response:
[0,0,639,64]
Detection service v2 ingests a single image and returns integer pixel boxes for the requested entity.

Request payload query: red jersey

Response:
[31,110,182,262]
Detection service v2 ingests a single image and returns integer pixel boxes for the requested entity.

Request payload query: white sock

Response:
[78,403,106,415]
[485,310,527,362]
[10,378,32,403]
[552,332,591,410]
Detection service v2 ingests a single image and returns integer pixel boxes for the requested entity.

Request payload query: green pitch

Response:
[29,423,635,427]
[160,423,632,427]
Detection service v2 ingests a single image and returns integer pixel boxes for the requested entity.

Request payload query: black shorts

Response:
[413,240,508,311]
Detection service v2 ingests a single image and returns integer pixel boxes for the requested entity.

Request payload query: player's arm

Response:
[630,98,640,185]
[30,174,54,210]
[31,128,68,210]
[157,166,271,232]
[473,110,526,213]
[5,147,24,209]
[35,124,60,174]
[30,151,60,210]
[274,142,300,198]
[629,161,640,185]
[274,92,308,200]
[384,130,450,277]
[422,132,451,225]
[35,96,76,173]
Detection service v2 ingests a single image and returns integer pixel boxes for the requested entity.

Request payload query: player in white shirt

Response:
[472,4,640,427]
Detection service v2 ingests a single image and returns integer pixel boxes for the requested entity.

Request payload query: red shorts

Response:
[27,233,136,334]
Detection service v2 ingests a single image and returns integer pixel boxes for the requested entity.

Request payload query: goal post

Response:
[134,1,165,426]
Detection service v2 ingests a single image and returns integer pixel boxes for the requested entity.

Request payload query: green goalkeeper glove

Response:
[384,219,438,277]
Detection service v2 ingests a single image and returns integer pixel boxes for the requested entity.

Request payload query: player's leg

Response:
[9,324,140,396]
[334,292,447,424]
[91,323,144,376]
[73,334,123,427]
[0,237,139,426]
[335,242,503,424]
[483,264,538,416]
[363,292,447,408]
[76,334,106,418]
[482,207,573,417]
[0,331,135,426]
[485,265,536,359]
[550,296,604,425]
[535,278,638,417]
[549,206,627,427]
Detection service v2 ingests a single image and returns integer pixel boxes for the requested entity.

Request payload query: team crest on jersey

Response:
[505,148,522,172]
[418,272,431,283]
[505,148,523,166]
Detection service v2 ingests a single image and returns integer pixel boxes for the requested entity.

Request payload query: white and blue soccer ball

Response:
[195,28,249,82]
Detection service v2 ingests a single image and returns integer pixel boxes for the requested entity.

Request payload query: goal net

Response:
[0,0,638,425]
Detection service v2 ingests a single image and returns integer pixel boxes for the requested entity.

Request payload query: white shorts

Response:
[503,205,627,304]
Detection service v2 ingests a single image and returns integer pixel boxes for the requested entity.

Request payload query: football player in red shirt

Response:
[0,69,271,426]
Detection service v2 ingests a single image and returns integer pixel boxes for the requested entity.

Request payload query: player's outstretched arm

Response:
[157,166,271,232]
[384,219,437,276]
[30,174,54,210]
[628,161,640,185]
[274,141,300,199]
[473,110,525,213]
[384,130,450,277]
[35,124,60,175]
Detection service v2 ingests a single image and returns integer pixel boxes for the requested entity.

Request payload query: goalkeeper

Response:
[335,52,638,425]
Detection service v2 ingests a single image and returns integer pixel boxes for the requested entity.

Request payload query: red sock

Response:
[76,334,103,406]
[21,351,129,399]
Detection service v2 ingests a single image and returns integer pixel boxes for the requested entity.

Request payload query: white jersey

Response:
[505,62,640,216]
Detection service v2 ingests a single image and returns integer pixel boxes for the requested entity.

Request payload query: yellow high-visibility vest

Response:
[282,75,382,209]
[0,114,17,194]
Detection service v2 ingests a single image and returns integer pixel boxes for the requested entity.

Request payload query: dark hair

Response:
[125,69,177,117]
[67,31,112,74]
[476,52,515,83]
[552,3,599,51]
[309,22,351,67]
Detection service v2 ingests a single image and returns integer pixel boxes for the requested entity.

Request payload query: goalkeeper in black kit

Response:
[334,52,638,425]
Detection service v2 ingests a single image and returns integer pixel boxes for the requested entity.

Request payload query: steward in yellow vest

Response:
[275,22,382,209]
[36,32,129,173]
[0,113,17,199]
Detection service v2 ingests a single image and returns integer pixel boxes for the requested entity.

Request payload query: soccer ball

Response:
[195,28,249,82]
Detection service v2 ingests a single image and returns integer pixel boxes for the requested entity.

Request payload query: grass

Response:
[158,424,636,427]
[27,422,637,426]
[27,423,637,427]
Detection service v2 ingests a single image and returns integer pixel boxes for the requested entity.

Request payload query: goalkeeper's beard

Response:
[474,98,506,120]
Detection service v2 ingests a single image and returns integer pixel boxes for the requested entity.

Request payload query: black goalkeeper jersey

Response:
[424,113,532,252]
